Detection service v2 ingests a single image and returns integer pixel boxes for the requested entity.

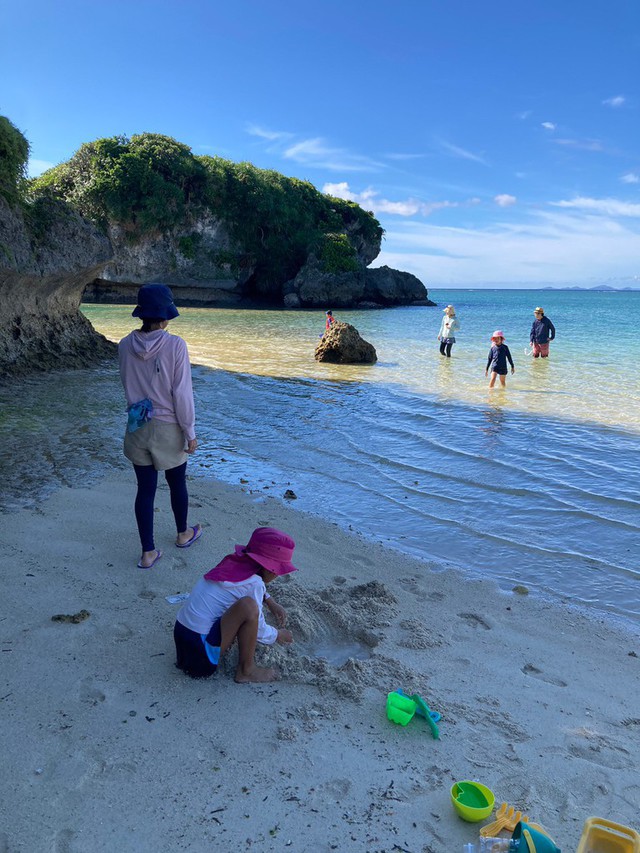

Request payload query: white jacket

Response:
[439,315,460,338]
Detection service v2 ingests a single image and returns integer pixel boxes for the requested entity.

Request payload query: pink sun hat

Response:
[204,527,298,583]
[491,330,506,341]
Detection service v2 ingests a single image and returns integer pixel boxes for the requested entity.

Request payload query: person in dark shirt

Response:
[485,330,515,388]
[530,307,556,358]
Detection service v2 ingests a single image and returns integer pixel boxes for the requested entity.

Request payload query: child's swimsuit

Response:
[173,619,222,679]
[486,344,514,375]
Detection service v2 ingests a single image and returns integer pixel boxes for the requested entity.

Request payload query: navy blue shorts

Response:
[174,619,222,679]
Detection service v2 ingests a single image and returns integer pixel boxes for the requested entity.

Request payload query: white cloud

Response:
[553,138,604,152]
[283,137,382,172]
[603,95,626,108]
[246,124,292,142]
[541,122,556,130]
[437,139,487,165]
[385,152,426,161]
[322,181,479,217]
[371,207,640,285]
[550,196,640,217]
[494,194,517,207]
[621,172,639,184]
[27,158,55,177]
[517,110,532,120]
[246,125,382,172]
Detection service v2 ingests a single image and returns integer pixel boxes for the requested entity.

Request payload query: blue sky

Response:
[2,0,639,286]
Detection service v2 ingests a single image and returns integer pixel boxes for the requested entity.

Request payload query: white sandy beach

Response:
[1,471,639,852]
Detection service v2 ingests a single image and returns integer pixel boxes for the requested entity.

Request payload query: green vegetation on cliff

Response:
[0,117,29,203]
[31,133,383,283]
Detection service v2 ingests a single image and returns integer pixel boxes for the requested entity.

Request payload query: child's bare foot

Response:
[234,666,280,684]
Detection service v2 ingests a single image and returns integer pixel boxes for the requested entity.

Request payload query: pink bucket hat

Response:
[491,329,506,341]
[204,528,298,583]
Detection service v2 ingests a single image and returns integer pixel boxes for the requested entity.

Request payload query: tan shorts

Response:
[123,421,188,471]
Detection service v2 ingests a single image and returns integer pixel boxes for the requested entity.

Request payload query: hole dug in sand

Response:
[221,579,427,700]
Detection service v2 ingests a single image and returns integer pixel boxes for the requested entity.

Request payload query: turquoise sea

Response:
[4,289,639,624]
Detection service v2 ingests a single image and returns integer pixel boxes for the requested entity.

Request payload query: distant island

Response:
[540,284,639,292]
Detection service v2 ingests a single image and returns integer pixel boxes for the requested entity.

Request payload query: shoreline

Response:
[3,361,640,627]
[2,470,639,851]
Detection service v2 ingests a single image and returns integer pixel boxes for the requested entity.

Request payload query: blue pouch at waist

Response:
[127,398,154,433]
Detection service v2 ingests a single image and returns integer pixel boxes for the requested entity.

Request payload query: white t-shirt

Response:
[176,575,277,645]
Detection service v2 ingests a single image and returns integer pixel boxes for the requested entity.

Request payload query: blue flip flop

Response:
[138,549,163,569]
[176,524,203,549]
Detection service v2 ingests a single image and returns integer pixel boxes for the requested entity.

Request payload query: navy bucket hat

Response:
[132,283,179,320]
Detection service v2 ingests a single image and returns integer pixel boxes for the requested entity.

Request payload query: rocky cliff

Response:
[34,133,434,310]
[0,195,114,375]
[0,122,435,375]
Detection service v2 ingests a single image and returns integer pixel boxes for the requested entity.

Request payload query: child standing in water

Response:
[485,330,515,387]
[174,527,296,683]
[437,304,460,357]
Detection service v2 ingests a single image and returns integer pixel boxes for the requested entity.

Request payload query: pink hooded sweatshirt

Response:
[118,329,196,440]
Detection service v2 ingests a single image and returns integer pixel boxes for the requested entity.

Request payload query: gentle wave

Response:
[6,297,634,624]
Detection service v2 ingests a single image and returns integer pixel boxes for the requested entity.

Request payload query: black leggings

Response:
[439,340,453,357]
[133,462,189,552]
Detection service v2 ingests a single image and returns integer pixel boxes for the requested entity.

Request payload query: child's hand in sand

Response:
[266,598,287,627]
[276,628,293,645]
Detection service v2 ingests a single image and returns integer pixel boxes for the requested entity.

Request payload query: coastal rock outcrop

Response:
[314,321,377,364]
[0,196,115,375]
[83,214,251,306]
[0,119,436,375]
[285,256,434,309]
[32,132,433,310]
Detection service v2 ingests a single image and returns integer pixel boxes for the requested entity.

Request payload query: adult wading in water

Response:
[530,306,556,358]
[438,305,460,357]
[119,284,202,569]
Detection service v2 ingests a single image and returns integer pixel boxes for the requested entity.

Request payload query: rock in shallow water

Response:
[314,321,377,364]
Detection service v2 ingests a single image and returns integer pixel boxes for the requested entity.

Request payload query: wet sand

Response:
[1,471,639,851]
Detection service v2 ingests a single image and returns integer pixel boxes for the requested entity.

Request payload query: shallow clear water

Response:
[3,290,639,625]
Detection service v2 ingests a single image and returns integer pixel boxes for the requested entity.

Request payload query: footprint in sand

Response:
[53,829,76,853]
[113,623,135,641]
[458,612,492,630]
[427,591,445,602]
[398,576,428,601]
[522,663,567,687]
[79,678,106,706]
[567,737,632,770]
[138,589,156,601]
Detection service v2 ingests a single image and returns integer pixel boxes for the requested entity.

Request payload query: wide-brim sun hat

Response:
[132,283,180,320]
[491,329,506,341]
[240,527,298,576]
[443,305,455,312]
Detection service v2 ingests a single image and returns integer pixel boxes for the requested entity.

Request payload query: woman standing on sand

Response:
[118,283,202,569]
[437,305,460,357]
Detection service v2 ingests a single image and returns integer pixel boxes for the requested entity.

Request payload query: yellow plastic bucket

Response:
[576,817,640,853]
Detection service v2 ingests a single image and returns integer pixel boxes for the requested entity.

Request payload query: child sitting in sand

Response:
[485,330,515,387]
[174,527,296,683]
